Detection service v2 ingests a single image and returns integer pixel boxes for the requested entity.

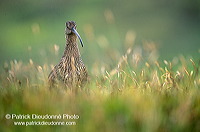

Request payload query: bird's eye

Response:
[66,23,70,29]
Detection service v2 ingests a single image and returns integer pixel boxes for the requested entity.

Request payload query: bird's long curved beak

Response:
[71,27,84,47]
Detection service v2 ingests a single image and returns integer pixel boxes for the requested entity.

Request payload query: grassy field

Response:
[0,1,200,131]
[0,45,199,132]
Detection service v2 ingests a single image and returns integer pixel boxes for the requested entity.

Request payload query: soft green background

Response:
[0,1,200,131]
[0,0,199,66]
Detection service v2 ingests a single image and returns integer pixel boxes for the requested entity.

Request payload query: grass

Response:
[0,44,199,132]
[0,1,200,131]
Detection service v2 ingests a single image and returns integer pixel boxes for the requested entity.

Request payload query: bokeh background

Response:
[0,0,199,68]
[0,1,200,131]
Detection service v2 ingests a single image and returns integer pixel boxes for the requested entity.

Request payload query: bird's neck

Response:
[63,34,81,59]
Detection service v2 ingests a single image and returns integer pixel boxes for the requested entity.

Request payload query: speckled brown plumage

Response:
[48,21,88,88]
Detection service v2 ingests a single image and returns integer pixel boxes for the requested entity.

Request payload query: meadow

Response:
[0,44,199,131]
[0,0,200,131]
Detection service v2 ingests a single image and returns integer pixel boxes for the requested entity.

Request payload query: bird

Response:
[48,21,88,88]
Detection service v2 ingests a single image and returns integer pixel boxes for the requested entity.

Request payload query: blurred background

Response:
[0,0,199,69]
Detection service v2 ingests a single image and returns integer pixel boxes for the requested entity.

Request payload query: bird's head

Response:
[65,21,84,47]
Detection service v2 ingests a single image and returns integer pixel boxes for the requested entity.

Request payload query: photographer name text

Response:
[5,114,79,120]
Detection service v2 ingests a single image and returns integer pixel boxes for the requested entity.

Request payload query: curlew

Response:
[48,21,88,88]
